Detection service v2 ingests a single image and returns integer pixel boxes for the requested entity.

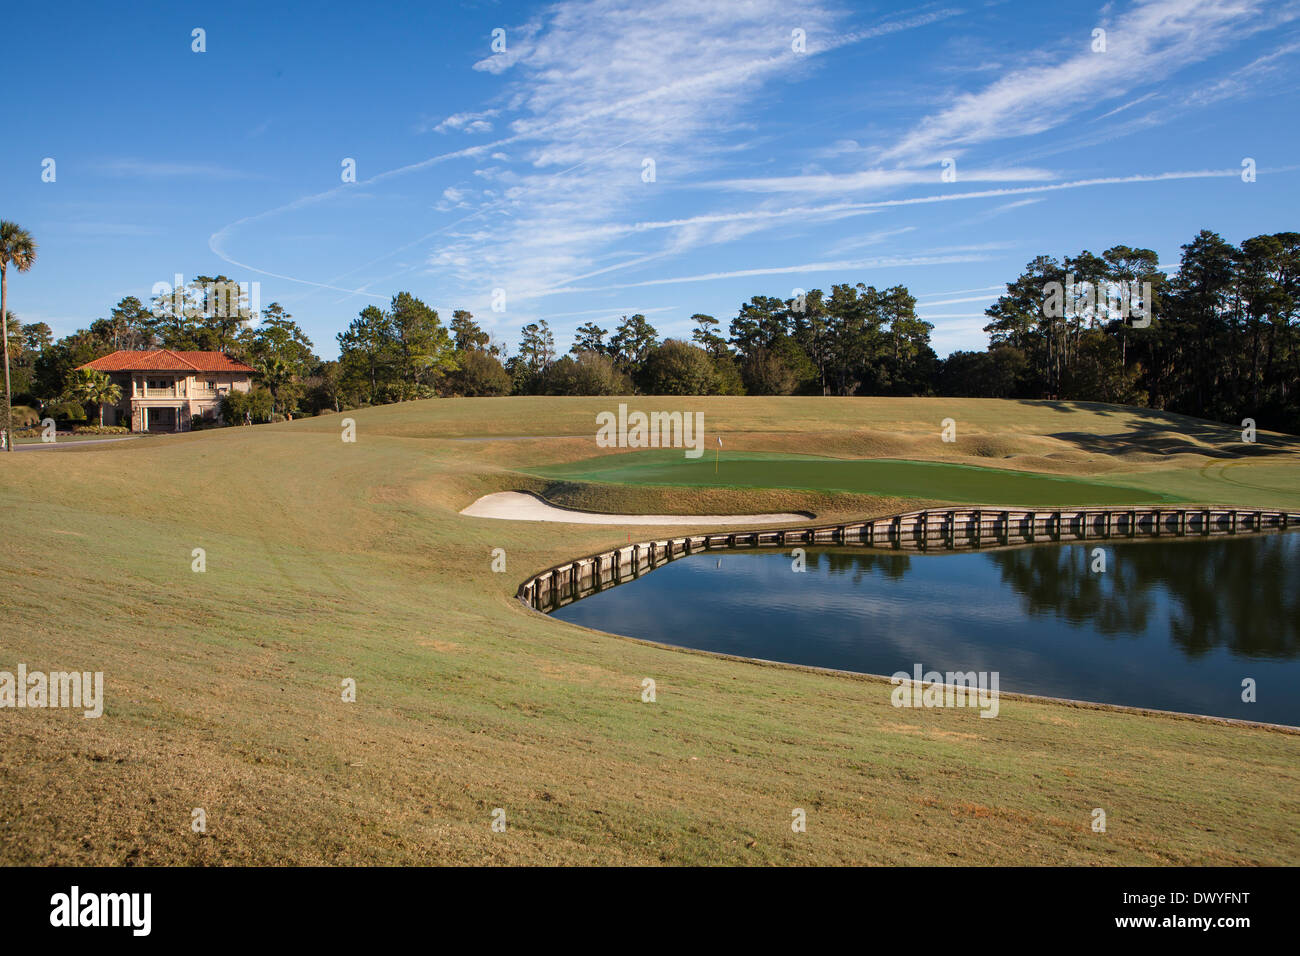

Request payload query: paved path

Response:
[9,436,144,451]
[442,434,590,442]
[460,491,808,525]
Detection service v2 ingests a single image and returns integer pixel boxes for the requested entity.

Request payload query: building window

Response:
[207,380,216,391]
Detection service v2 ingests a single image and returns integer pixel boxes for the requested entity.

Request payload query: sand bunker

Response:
[459,491,808,525]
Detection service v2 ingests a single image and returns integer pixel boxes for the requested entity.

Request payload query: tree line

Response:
[4,227,1297,434]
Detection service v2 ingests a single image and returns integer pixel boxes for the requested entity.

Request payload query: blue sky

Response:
[6,0,1298,359]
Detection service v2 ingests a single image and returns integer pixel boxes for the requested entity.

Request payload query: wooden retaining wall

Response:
[518,506,1300,614]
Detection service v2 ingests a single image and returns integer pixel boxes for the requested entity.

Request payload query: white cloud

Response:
[879,0,1300,163]
[100,159,255,180]
[471,23,542,74]
[1183,39,1300,106]
[410,1,973,308]
[526,247,1005,297]
[915,285,1005,299]
[431,109,500,134]
[710,166,1057,195]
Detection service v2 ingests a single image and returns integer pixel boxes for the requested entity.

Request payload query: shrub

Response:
[44,400,87,423]
[938,346,1027,398]
[220,386,274,424]
[542,352,631,395]
[443,349,512,397]
[71,425,129,435]
[711,352,746,395]
[638,339,719,395]
[740,348,798,395]
[9,405,41,427]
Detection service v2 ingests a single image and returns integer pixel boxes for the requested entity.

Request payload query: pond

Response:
[552,533,1300,726]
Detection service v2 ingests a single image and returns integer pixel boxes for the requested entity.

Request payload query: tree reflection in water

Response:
[808,535,1299,661]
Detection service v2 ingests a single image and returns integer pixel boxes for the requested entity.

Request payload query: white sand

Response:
[459,491,808,525]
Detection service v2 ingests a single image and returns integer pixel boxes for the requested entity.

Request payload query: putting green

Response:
[530,451,1188,506]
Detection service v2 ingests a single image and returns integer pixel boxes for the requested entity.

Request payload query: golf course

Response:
[2,395,1298,865]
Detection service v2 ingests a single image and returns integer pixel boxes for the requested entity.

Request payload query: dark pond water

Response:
[552,533,1300,726]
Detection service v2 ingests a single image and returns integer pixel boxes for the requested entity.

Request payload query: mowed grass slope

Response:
[1,396,1298,865]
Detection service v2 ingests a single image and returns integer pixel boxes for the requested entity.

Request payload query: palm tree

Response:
[63,368,123,427]
[1,221,38,451]
[257,355,292,418]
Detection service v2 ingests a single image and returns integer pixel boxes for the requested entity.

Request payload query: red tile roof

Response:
[79,349,256,373]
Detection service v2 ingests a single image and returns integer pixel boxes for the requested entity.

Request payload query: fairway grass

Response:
[2,396,1298,865]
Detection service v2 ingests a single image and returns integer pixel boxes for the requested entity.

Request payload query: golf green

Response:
[530,451,1187,506]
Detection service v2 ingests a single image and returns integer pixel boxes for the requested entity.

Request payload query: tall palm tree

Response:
[63,368,123,427]
[1,222,38,451]
[257,355,292,418]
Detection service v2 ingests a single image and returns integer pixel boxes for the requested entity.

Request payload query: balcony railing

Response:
[143,388,177,398]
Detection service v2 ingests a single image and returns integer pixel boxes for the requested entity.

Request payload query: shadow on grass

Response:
[1020,400,1299,458]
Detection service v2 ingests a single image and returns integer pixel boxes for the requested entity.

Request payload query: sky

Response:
[5,0,1299,360]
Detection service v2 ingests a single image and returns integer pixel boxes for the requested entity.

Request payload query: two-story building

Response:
[77,349,256,432]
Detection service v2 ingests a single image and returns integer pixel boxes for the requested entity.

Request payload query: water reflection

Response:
[805,536,1300,660]
[553,533,1300,724]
